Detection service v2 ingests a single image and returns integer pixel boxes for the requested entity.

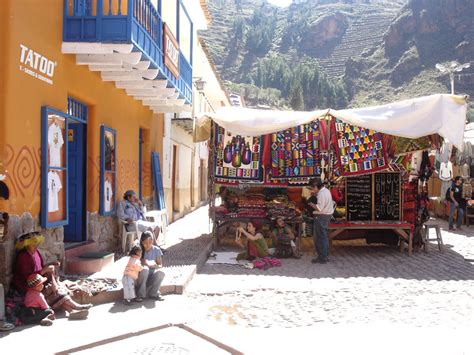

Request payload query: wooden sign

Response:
[374,172,400,221]
[163,23,179,79]
[345,172,401,222]
[346,174,372,221]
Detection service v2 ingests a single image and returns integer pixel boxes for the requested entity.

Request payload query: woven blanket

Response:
[332,119,388,176]
[385,135,432,156]
[270,120,323,178]
[215,125,263,181]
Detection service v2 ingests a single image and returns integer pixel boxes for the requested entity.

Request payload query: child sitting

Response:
[123,246,144,305]
[21,273,55,326]
[270,217,300,258]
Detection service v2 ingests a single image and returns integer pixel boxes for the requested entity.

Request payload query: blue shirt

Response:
[143,245,163,262]
[117,199,144,221]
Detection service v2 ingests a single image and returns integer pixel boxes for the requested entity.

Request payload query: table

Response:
[328,221,414,256]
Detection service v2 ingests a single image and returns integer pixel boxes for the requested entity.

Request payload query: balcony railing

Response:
[63,0,192,104]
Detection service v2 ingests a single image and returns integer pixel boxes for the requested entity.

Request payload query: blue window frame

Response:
[41,107,70,228]
[100,126,117,216]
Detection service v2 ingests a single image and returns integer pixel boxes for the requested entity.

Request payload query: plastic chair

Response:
[145,209,168,246]
[118,220,139,254]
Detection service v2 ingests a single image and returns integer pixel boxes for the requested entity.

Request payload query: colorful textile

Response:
[271,120,322,178]
[215,125,263,181]
[332,119,388,176]
[386,135,432,156]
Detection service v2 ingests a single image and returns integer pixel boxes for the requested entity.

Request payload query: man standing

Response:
[448,176,465,231]
[308,178,334,264]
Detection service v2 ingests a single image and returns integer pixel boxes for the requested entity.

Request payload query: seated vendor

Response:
[117,190,160,237]
[270,217,300,258]
[12,232,92,319]
[236,221,268,261]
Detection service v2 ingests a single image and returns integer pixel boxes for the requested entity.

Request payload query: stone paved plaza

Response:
[185,222,474,330]
[1,207,473,354]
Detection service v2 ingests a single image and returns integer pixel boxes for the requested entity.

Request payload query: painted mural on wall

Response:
[5,145,145,215]
[5,144,41,211]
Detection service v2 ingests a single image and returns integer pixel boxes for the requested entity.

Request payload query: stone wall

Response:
[87,212,118,252]
[0,212,64,293]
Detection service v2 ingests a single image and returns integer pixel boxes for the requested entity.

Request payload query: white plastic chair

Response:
[144,210,168,246]
[118,220,139,254]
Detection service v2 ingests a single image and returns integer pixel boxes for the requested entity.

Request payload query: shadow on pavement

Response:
[108,299,158,314]
[163,235,212,267]
[197,237,474,282]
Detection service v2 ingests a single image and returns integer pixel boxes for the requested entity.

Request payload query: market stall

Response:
[197,94,468,256]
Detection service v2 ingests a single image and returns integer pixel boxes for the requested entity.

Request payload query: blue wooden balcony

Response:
[63,0,192,105]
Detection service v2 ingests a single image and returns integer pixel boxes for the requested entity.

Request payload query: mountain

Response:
[201,0,407,109]
[202,0,473,118]
[345,0,474,110]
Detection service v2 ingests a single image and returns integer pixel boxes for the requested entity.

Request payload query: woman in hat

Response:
[236,220,269,261]
[12,232,92,315]
[117,190,160,236]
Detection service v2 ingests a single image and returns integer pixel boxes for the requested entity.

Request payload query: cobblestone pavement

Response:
[1,211,473,355]
[184,219,474,329]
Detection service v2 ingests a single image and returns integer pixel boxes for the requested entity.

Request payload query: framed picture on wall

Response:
[100,126,116,216]
[41,107,69,227]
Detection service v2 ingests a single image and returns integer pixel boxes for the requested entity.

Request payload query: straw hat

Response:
[15,231,44,250]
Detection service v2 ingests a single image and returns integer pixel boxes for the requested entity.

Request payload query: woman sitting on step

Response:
[236,221,269,261]
[12,232,92,318]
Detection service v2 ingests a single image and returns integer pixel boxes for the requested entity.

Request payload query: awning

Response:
[196,94,468,150]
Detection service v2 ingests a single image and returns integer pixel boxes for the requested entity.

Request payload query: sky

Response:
[267,0,293,7]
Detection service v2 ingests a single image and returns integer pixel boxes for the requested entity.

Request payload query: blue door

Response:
[64,122,85,242]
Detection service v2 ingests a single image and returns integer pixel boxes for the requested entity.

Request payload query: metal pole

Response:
[450,72,455,95]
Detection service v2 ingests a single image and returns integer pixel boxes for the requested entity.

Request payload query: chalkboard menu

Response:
[374,172,400,221]
[346,174,372,221]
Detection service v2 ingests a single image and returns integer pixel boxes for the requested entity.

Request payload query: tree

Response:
[289,84,304,110]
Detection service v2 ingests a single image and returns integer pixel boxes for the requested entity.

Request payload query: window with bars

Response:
[67,97,88,122]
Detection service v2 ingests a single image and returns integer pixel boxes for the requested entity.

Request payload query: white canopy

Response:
[196,94,468,150]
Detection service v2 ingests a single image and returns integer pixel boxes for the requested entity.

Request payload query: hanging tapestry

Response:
[214,125,263,181]
[332,119,388,176]
[386,135,432,157]
[270,120,323,179]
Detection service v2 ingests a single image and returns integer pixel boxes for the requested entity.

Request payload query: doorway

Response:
[64,120,86,242]
[172,145,178,212]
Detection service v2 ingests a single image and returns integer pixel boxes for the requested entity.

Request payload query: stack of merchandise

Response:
[402,181,417,223]
[266,196,300,220]
[236,194,267,218]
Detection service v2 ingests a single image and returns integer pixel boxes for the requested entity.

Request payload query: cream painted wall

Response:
[170,125,193,189]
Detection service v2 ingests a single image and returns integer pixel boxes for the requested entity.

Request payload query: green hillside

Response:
[201,0,473,118]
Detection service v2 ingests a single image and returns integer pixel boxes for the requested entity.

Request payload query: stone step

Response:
[86,238,214,305]
[65,252,115,275]
[65,241,99,258]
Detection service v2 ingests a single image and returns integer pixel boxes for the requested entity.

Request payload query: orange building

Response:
[0,0,198,287]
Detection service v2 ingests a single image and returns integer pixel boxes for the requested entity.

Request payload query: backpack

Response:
[445,185,453,201]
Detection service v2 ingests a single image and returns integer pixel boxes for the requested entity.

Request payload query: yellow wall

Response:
[0,0,164,216]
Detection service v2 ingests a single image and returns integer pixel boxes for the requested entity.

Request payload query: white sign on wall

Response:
[19,44,57,85]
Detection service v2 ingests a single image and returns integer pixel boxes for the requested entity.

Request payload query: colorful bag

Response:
[252,257,282,269]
